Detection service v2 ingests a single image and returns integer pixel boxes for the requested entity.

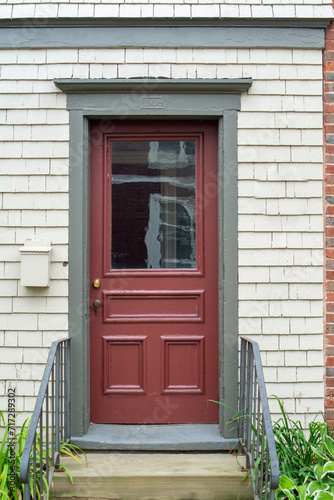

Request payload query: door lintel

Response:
[55,78,252,95]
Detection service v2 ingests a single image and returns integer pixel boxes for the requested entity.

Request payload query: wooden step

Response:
[51,452,253,500]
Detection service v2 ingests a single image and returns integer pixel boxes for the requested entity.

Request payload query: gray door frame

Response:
[55,78,252,438]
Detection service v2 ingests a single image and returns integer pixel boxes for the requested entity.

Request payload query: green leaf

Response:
[308,480,327,496]
[314,492,334,500]
[296,484,308,500]
[279,475,296,490]
[277,493,288,499]
[0,490,10,500]
[311,444,328,461]
[59,446,82,466]
[0,423,9,470]
[314,464,324,480]
[322,461,334,478]
[58,464,73,484]
[281,489,296,500]
[325,436,334,458]
[1,463,8,489]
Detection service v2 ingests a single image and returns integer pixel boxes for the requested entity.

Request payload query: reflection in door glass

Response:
[111,140,196,269]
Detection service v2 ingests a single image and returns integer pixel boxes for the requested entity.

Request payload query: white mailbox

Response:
[20,240,52,287]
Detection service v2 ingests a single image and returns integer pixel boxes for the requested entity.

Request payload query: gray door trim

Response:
[59,78,252,437]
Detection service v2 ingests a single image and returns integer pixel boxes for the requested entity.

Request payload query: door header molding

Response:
[55,78,253,116]
[56,78,253,95]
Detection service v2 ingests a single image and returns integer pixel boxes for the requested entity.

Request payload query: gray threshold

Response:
[71,424,238,451]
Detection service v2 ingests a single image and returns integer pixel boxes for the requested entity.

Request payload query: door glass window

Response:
[111,140,196,269]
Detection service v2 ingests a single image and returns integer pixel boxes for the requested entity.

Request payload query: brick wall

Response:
[325,21,334,425]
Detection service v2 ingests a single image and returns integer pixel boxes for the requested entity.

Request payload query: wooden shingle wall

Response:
[0,45,325,426]
[0,0,332,427]
[0,1,333,19]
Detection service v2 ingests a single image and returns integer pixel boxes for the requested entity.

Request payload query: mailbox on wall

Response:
[20,240,52,287]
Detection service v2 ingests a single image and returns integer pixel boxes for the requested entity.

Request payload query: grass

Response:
[0,410,86,500]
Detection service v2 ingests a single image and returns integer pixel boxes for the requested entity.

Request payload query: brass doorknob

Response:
[93,299,102,309]
[92,279,101,288]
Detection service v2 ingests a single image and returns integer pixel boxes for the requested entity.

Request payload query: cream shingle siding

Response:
[238,50,324,425]
[0,38,326,425]
[1,0,333,19]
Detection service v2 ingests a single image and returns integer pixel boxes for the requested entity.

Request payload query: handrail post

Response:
[239,336,279,498]
[24,482,30,500]
[20,338,71,499]
[239,337,246,440]
[66,340,71,441]
[246,344,253,460]
[55,348,60,466]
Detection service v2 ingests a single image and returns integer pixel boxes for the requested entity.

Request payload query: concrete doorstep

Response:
[50,452,253,500]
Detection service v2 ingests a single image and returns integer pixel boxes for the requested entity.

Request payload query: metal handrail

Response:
[239,336,279,500]
[20,337,71,500]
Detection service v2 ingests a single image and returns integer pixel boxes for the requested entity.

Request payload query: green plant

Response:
[210,397,334,500]
[0,410,29,499]
[0,410,87,500]
[278,462,334,500]
[271,397,334,499]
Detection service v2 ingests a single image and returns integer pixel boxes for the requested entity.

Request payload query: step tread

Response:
[56,452,245,477]
[51,452,253,499]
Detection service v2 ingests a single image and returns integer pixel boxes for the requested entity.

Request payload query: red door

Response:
[90,120,218,424]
